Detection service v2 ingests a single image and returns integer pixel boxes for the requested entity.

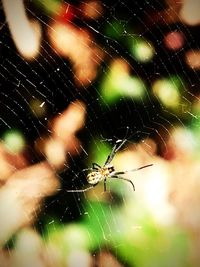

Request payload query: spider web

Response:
[0,0,200,266]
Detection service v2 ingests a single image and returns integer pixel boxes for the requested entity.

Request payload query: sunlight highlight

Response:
[80,0,104,20]
[115,144,175,226]
[49,22,103,86]
[152,78,181,109]
[2,0,41,59]
[44,138,66,168]
[3,129,25,154]
[185,50,200,69]
[164,31,185,51]
[180,0,200,25]
[51,100,86,140]
[101,59,146,103]
[11,228,44,267]
[131,39,155,63]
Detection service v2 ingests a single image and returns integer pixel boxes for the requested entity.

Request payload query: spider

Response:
[67,138,153,192]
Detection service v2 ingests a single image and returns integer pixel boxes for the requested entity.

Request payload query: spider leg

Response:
[92,163,101,170]
[114,164,153,175]
[66,184,96,193]
[110,175,135,191]
[104,177,107,192]
[104,138,127,166]
[65,167,99,193]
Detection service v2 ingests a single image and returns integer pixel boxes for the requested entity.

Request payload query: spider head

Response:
[107,165,115,173]
[87,171,102,185]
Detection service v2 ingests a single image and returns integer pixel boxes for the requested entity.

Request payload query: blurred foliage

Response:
[1,0,200,266]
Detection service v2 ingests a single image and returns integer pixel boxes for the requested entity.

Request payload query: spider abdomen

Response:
[87,171,102,185]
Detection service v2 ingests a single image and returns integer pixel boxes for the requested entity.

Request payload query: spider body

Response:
[87,171,102,185]
[87,164,115,185]
[67,137,153,193]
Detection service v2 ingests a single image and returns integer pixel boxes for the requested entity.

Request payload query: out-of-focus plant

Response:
[100,59,146,104]
[0,100,86,248]
[1,0,200,267]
